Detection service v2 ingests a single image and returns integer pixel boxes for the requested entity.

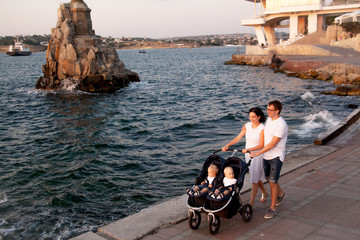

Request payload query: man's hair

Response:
[268,100,282,114]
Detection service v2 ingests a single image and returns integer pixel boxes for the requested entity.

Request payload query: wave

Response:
[0,193,7,205]
[301,91,315,101]
[301,91,315,106]
[128,81,152,90]
[293,110,340,136]
[0,226,16,235]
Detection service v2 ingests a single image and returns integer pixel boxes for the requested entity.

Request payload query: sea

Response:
[0,46,359,239]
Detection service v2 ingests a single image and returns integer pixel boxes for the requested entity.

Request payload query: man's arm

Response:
[250,136,281,158]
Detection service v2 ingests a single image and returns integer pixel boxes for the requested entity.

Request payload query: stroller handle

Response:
[213,149,253,167]
[212,149,238,154]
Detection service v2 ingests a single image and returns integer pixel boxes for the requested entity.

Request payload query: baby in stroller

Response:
[187,164,219,196]
[209,166,237,199]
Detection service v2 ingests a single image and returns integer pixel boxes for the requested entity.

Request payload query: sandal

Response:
[216,193,224,199]
[260,192,268,202]
[194,191,200,196]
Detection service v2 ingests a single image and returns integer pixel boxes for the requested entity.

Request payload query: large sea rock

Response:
[36,0,140,93]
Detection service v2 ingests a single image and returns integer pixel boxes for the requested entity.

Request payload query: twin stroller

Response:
[186,149,253,235]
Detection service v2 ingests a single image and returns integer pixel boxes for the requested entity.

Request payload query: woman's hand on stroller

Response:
[222,146,229,152]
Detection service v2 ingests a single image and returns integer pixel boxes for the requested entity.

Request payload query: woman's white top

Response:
[244,122,266,183]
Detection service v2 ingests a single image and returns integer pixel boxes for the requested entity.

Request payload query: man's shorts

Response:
[263,157,283,183]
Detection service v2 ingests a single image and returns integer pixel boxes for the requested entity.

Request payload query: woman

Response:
[222,107,268,206]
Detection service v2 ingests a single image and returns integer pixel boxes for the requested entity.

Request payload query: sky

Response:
[0,0,255,38]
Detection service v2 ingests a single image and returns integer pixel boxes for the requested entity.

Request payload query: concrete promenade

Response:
[141,109,360,240]
[72,107,360,240]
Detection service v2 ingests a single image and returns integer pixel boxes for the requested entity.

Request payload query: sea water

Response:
[0,47,359,239]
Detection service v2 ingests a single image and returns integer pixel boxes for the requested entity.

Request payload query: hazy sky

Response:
[0,0,255,38]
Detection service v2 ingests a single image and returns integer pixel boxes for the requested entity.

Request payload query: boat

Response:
[138,50,146,54]
[6,38,32,56]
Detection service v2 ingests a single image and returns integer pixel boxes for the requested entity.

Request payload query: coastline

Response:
[227,53,360,96]
[72,108,360,240]
[0,43,242,54]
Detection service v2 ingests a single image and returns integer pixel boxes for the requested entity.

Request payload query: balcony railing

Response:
[251,0,360,17]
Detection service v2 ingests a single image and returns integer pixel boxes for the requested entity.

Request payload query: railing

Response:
[323,0,360,6]
[250,0,360,17]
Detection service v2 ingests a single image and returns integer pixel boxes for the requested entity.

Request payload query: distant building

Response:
[241,0,360,46]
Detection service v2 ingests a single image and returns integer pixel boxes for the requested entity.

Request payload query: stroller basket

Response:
[204,193,240,219]
[187,195,207,209]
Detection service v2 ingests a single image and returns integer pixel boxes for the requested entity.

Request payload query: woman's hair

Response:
[249,107,266,123]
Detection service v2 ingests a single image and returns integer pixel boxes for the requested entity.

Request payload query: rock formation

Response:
[36,0,140,93]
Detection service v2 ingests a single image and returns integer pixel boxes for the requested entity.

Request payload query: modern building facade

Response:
[241,0,360,46]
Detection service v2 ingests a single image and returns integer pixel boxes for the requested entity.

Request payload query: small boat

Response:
[6,38,32,56]
[138,50,146,54]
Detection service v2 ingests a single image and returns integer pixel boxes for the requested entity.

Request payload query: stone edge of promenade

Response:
[71,107,360,240]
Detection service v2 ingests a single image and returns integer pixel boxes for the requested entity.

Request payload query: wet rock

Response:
[322,86,360,96]
[347,73,360,84]
[316,71,331,81]
[348,86,360,96]
[36,0,139,93]
[333,74,347,85]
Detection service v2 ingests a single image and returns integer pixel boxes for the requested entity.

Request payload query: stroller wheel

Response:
[241,203,253,222]
[188,210,201,230]
[208,214,221,235]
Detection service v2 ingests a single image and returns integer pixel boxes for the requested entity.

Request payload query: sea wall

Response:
[330,34,360,52]
[245,45,341,56]
[270,45,341,56]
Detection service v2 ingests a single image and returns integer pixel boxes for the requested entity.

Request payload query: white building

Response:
[241,0,360,46]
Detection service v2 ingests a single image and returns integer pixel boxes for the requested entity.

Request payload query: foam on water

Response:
[301,91,316,106]
[128,81,152,90]
[293,110,340,136]
[0,219,15,236]
[59,78,81,91]
[0,193,7,205]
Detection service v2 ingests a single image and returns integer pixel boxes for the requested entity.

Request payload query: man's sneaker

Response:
[276,192,287,206]
[264,208,277,219]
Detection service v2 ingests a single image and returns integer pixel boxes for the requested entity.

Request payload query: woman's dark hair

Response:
[249,107,266,123]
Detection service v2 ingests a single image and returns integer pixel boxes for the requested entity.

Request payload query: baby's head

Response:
[208,164,219,178]
[224,167,235,179]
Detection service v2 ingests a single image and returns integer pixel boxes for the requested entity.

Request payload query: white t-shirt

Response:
[263,116,288,162]
[223,177,237,187]
[207,176,215,185]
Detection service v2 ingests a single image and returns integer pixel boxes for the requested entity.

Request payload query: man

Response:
[250,100,288,219]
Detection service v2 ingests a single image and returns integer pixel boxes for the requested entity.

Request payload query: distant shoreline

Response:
[0,44,245,54]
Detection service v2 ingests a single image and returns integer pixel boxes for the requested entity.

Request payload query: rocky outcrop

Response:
[228,54,360,96]
[322,86,360,96]
[36,0,140,93]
